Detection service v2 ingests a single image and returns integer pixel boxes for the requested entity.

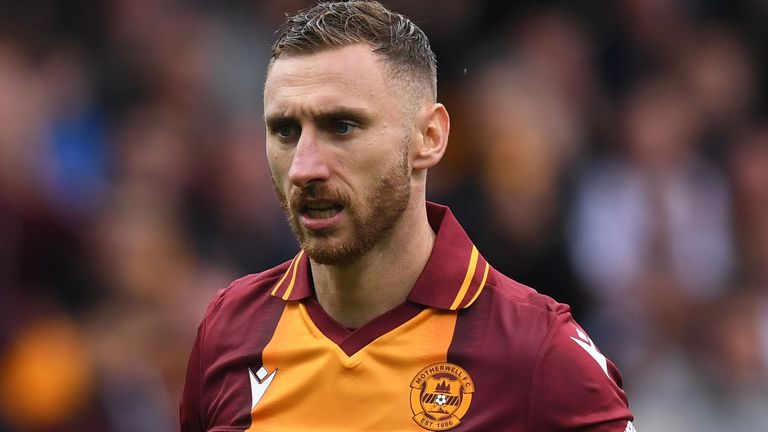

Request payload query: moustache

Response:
[288,183,351,211]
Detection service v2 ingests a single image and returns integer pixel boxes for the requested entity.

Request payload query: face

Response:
[264,44,414,265]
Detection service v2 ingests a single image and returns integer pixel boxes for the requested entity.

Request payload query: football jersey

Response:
[180,202,634,431]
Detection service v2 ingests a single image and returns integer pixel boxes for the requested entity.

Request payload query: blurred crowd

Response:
[0,0,766,431]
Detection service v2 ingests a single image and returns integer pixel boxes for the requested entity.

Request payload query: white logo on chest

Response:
[248,366,277,410]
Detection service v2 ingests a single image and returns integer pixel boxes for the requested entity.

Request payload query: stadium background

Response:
[0,0,766,430]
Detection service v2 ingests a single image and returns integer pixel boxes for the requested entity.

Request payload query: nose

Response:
[288,129,331,187]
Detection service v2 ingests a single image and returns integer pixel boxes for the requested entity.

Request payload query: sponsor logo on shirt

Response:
[409,362,474,431]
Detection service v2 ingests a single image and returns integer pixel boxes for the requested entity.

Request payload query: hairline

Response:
[265,43,435,114]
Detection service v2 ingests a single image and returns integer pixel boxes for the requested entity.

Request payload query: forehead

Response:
[264,44,398,115]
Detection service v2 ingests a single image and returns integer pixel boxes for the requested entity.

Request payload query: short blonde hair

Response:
[269,1,437,101]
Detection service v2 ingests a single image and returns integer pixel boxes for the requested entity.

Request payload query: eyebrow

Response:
[265,107,371,129]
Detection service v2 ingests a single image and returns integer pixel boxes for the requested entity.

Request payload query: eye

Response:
[333,122,354,135]
[275,124,298,140]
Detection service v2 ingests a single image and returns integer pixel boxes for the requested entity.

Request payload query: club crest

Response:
[409,362,474,431]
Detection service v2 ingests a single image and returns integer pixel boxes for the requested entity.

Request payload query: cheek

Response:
[266,146,292,184]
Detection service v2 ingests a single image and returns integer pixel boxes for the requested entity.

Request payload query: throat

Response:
[309,206,436,329]
[315,279,404,329]
[310,259,414,329]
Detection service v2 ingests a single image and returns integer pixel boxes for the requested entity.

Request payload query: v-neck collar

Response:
[303,297,425,356]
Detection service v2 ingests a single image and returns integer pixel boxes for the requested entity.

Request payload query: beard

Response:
[273,145,411,265]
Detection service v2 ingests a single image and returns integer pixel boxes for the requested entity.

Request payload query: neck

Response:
[310,200,435,329]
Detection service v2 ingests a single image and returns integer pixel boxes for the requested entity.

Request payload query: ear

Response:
[412,103,450,170]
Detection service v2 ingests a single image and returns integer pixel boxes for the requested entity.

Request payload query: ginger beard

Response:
[273,143,411,265]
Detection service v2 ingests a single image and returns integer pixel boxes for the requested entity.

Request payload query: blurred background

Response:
[0,0,766,430]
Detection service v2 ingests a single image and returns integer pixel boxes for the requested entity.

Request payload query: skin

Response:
[264,44,450,328]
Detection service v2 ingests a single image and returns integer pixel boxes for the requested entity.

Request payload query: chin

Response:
[302,236,372,266]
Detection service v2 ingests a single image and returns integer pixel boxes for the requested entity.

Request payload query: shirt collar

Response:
[270,201,490,310]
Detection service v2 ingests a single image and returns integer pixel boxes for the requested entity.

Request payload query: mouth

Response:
[300,200,344,219]
[295,198,346,232]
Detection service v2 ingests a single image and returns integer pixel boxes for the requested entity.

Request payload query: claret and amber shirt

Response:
[180,203,635,431]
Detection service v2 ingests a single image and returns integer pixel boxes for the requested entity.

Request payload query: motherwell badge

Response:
[410,363,474,431]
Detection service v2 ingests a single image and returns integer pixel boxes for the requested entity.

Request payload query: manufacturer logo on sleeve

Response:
[570,327,609,377]
[409,362,474,431]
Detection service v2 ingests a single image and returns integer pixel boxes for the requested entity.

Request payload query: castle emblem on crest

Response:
[409,362,474,431]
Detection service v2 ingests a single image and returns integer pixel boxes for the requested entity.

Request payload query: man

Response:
[180,1,635,431]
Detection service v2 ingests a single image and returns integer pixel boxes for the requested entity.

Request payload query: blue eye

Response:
[334,122,353,135]
[276,124,297,139]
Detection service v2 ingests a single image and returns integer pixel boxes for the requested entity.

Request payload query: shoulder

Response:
[481,269,625,384]
[193,260,294,363]
[456,267,572,365]
[202,261,293,323]
[486,270,633,428]
[480,268,571,324]
[480,270,635,429]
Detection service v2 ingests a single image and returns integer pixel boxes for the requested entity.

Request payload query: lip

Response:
[299,209,344,231]
[296,199,345,231]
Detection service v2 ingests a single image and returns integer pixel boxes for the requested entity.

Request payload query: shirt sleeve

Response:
[180,288,228,432]
[180,317,206,432]
[528,310,635,431]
